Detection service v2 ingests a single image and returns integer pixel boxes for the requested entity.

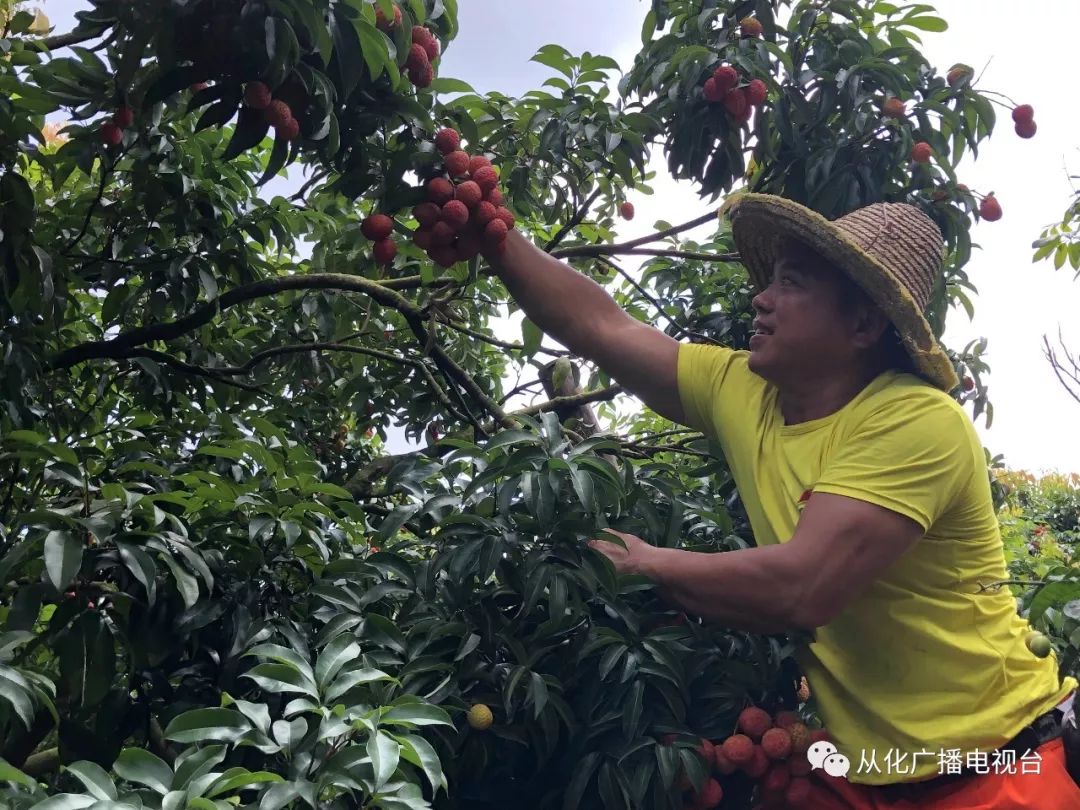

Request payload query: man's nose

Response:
[752,284,774,312]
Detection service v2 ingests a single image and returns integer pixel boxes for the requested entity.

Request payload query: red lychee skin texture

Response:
[420,30,440,61]
[444,150,470,178]
[740,17,763,37]
[789,755,813,777]
[712,65,739,94]
[703,77,724,103]
[473,201,497,227]
[786,777,812,805]
[468,155,492,174]
[912,141,932,163]
[723,88,749,118]
[455,180,483,208]
[883,98,906,119]
[721,734,755,766]
[114,106,134,128]
[485,187,504,207]
[980,194,1002,222]
[620,201,635,220]
[809,729,831,745]
[427,177,454,205]
[429,245,458,268]
[774,711,801,730]
[735,103,754,125]
[696,738,715,768]
[472,165,499,194]
[457,232,483,261]
[762,763,791,794]
[1012,104,1034,124]
[441,200,470,231]
[762,728,793,761]
[746,79,768,106]
[690,778,723,809]
[1015,119,1037,139]
[265,99,292,128]
[101,122,123,145]
[373,238,397,265]
[484,218,509,246]
[737,707,773,742]
[413,228,433,251]
[413,63,434,88]
[361,214,394,241]
[744,746,770,779]
[244,81,272,110]
[430,221,456,246]
[947,66,970,87]
[276,117,300,141]
[495,207,515,230]
[963,376,975,392]
[375,4,402,31]
[434,128,460,155]
[406,43,428,73]
[413,202,441,228]
[713,745,737,775]
[789,723,811,754]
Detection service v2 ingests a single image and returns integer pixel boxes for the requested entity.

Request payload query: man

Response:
[487,193,1079,808]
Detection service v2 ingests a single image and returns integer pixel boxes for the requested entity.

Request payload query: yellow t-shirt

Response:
[677,342,1076,785]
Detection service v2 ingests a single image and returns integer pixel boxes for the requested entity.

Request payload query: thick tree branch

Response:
[513,385,622,418]
[36,29,103,50]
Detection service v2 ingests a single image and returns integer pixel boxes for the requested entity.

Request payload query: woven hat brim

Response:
[723,194,960,392]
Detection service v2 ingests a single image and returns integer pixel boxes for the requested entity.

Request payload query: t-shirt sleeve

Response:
[676,342,762,442]
[812,394,976,531]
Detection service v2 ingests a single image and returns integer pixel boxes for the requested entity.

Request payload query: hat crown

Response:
[831,203,944,312]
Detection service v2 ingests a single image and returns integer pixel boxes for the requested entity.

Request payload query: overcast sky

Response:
[41,1,1080,474]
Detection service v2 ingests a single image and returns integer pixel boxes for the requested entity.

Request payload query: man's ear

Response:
[851,304,891,350]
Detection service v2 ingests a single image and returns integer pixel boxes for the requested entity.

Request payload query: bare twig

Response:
[545,186,606,252]
[512,385,622,418]
[551,210,721,260]
[436,318,570,357]
[126,349,268,394]
[1044,332,1080,407]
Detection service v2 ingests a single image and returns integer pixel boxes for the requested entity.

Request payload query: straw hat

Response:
[721,193,959,392]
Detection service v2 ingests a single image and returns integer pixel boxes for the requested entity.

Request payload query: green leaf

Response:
[367,730,400,790]
[430,77,475,94]
[44,530,83,593]
[26,796,96,810]
[521,317,543,357]
[243,662,319,698]
[315,634,361,690]
[902,15,948,31]
[0,756,36,787]
[172,745,227,790]
[207,769,283,798]
[394,733,447,793]
[117,543,157,607]
[164,708,252,744]
[1029,582,1080,624]
[563,751,601,810]
[113,748,173,794]
[324,667,392,703]
[63,761,117,800]
[381,701,454,728]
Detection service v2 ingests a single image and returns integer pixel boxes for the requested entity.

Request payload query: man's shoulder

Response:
[851,371,975,437]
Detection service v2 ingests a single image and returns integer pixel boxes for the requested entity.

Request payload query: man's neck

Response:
[777,365,887,425]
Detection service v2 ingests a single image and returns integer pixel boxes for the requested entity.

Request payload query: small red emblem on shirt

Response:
[797,489,813,511]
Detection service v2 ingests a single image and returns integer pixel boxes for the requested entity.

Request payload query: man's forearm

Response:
[487,230,626,357]
[639,544,813,634]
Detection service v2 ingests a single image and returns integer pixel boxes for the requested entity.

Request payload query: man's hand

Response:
[587,529,656,577]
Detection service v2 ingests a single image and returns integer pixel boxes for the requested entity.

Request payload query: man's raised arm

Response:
[488,230,685,424]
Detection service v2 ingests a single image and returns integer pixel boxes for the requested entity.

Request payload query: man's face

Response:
[747,244,870,385]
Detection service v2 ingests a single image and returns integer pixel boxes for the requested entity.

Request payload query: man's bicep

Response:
[591,315,686,424]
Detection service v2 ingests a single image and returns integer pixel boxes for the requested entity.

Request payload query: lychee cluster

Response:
[702,64,768,125]
[664,705,829,809]
[406,128,516,268]
[406,25,440,89]
[242,81,301,142]
[360,213,397,265]
[1011,103,1036,139]
[100,105,133,146]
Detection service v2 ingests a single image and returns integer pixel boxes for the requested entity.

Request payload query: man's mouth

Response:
[752,321,774,336]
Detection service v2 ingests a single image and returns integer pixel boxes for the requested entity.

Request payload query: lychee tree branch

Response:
[551,210,721,259]
[544,186,606,252]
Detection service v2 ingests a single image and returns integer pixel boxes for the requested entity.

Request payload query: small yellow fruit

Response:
[467,703,493,730]
[1026,631,1052,659]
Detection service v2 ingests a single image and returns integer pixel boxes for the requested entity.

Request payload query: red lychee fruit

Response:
[712,65,739,94]
[689,778,723,809]
[434,128,460,155]
[468,155,492,174]
[276,117,300,141]
[484,218,509,247]
[265,99,292,128]
[761,763,790,795]
[1015,119,1037,139]
[455,180,483,208]
[413,202,441,228]
[410,60,434,89]
[430,221,456,246]
[808,729,830,745]
[734,102,754,125]
[373,238,397,265]
[721,734,754,766]
[947,64,971,87]
[427,177,455,205]
[1011,104,1034,124]
[113,106,133,128]
[703,77,725,103]
[786,777,811,805]
[740,16,763,37]
[441,199,470,231]
[789,723,811,754]
[962,376,975,391]
[244,81,272,110]
[472,201,498,228]
[620,201,635,220]
[774,711,800,730]
[696,738,715,768]
[911,141,932,163]
[737,707,773,742]
[412,25,440,61]
[100,121,123,146]
[789,755,812,777]
[485,187,504,207]
[713,745,737,775]
[413,228,434,251]
[883,97,907,119]
[723,88,749,118]
[746,79,768,106]
[980,194,1002,222]
[361,213,394,241]
[472,165,499,194]
[375,4,402,31]
[429,245,458,268]
[406,43,429,73]
[743,745,770,779]
[495,207,515,230]
[444,150,470,178]
[761,728,793,761]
